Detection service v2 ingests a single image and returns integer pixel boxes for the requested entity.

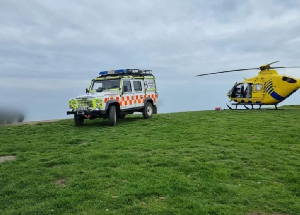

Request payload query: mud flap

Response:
[153,105,158,114]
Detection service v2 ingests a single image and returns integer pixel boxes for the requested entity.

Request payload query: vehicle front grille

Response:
[77,99,93,108]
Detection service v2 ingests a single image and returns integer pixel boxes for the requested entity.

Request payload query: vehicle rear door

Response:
[132,80,145,108]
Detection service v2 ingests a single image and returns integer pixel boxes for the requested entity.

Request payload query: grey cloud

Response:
[1,0,300,120]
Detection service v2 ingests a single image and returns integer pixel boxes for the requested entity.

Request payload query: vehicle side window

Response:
[133,81,142,92]
[255,84,262,91]
[123,81,132,93]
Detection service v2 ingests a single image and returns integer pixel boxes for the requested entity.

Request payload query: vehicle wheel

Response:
[143,102,153,119]
[74,114,84,126]
[117,114,126,119]
[18,114,24,123]
[108,105,117,126]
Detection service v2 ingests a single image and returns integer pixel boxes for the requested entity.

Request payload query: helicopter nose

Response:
[297,79,300,88]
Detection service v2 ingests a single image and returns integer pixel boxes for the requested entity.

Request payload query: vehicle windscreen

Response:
[91,79,120,92]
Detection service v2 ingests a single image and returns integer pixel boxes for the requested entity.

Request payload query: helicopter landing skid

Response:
[227,103,262,110]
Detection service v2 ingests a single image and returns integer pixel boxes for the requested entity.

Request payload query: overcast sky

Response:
[1,0,300,121]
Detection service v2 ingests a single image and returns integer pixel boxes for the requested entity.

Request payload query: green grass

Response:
[1,110,300,215]
[280,105,300,109]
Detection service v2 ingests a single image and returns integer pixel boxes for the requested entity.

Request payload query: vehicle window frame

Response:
[90,79,120,92]
[122,80,132,93]
[133,80,143,92]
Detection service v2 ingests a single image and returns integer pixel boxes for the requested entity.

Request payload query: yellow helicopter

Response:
[197,61,300,109]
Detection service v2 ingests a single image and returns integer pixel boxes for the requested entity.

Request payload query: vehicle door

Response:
[121,79,135,109]
[131,80,145,108]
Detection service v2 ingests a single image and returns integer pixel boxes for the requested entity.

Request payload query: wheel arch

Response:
[105,100,121,113]
[144,98,153,105]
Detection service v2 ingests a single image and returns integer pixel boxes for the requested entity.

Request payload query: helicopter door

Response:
[252,83,263,101]
[243,83,253,98]
[231,83,243,98]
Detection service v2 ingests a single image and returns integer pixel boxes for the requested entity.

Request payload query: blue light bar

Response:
[99,71,108,75]
[98,69,152,76]
[115,69,127,74]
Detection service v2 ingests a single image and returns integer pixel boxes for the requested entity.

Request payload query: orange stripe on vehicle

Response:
[110,97,113,100]
[104,98,108,103]
[116,97,120,101]
[129,100,133,105]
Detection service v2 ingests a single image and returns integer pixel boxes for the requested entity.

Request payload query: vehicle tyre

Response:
[74,114,84,126]
[117,114,126,119]
[18,114,25,123]
[143,102,153,119]
[108,105,117,126]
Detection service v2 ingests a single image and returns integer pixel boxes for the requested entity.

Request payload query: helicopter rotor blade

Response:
[196,68,259,77]
[270,66,300,69]
[266,61,280,66]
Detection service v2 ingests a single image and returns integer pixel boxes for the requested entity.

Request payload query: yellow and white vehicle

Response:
[67,69,158,126]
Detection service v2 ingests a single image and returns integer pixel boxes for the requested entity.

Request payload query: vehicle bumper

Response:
[67,110,107,116]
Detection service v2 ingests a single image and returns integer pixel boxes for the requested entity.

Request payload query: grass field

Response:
[1,110,300,215]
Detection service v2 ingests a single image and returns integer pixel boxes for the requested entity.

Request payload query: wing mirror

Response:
[86,88,89,93]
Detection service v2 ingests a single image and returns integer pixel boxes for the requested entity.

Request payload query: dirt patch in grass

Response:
[0,155,16,163]
[55,179,67,188]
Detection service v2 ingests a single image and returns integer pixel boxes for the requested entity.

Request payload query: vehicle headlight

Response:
[69,99,78,109]
[93,99,103,109]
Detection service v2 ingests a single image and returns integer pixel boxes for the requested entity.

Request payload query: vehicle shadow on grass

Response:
[83,116,144,127]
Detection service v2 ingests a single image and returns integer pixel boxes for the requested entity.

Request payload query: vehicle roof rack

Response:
[98,69,153,77]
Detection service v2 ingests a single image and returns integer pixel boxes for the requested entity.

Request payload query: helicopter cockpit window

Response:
[255,84,262,91]
[282,76,297,83]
